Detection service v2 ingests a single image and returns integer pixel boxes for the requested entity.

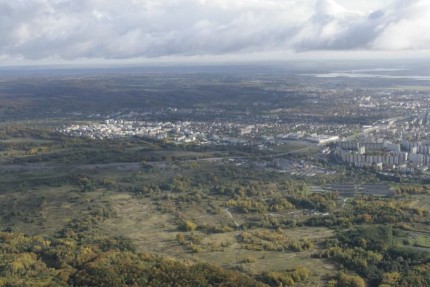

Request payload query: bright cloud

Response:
[0,0,429,62]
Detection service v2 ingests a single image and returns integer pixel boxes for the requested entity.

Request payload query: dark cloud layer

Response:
[0,0,429,61]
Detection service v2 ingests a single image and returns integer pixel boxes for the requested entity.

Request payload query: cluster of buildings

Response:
[59,115,343,148]
[59,119,262,145]
[335,139,430,174]
[273,159,336,177]
[60,120,202,143]
[331,107,430,175]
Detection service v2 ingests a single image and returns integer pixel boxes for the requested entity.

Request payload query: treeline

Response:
[306,196,428,228]
[259,266,310,286]
[0,230,266,287]
[315,225,430,287]
[141,174,337,213]
[238,230,313,252]
[396,184,430,195]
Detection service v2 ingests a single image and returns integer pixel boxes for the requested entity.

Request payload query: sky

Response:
[0,0,430,66]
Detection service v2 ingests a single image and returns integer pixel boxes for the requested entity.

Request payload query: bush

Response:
[180,220,197,231]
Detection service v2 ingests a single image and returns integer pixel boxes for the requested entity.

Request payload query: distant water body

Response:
[312,68,430,81]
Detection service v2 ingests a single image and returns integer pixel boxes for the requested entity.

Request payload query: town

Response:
[60,98,430,176]
[335,112,430,175]
[59,117,340,146]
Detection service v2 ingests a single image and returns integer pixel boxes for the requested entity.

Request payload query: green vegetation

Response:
[0,230,265,287]
[0,122,428,287]
[260,266,311,286]
[316,225,430,286]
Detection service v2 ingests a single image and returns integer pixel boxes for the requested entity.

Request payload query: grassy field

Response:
[394,230,430,250]
[0,185,109,235]
[0,180,335,283]
[96,191,335,284]
[410,194,430,210]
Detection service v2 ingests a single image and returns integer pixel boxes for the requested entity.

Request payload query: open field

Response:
[98,192,336,285]
[410,194,430,210]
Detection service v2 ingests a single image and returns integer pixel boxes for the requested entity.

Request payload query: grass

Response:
[415,234,430,248]
[99,193,180,254]
[98,191,335,282]
[394,228,430,250]
[0,138,53,144]
[0,185,107,236]
[409,194,430,210]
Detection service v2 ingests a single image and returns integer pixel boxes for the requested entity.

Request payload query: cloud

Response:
[0,0,429,61]
[372,0,430,50]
